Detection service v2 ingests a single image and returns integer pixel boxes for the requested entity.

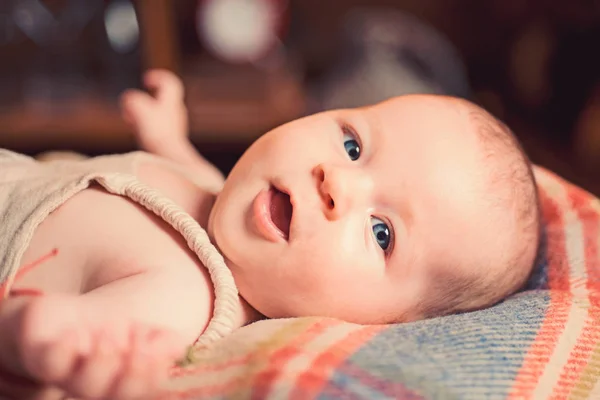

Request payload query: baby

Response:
[0,70,541,400]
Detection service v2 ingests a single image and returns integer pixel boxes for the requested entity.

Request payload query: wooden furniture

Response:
[0,0,306,154]
[0,0,597,194]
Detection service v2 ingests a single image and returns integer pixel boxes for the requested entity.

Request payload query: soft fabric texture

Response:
[161,165,600,399]
[0,150,240,349]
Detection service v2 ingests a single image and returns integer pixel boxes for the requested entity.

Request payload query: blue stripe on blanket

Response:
[322,291,550,399]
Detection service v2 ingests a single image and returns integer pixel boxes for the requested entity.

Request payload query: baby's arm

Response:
[121,70,225,187]
[0,277,188,400]
[0,189,216,400]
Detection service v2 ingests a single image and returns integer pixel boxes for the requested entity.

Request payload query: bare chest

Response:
[17,165,217,295]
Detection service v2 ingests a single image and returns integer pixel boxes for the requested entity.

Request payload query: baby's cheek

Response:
[285,250,332,290]
[288,242,355,291]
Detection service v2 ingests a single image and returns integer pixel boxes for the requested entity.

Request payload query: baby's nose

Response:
[314,163,372,220]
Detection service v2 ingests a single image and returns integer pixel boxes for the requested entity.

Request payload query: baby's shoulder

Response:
[133,156,217,223]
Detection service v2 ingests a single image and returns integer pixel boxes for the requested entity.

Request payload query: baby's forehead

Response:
[371,95,467,113]
[369,96,478,134]
[366,98,484,152]
[316,95,476,131]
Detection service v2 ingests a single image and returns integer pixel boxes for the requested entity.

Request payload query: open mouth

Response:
[270,186,292,239]
[252,185,293,242]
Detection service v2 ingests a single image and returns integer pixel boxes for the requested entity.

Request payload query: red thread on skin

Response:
[0,248,58,299]
[8,288,44,297]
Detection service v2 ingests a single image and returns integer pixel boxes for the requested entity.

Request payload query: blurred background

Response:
[0,0,599,195]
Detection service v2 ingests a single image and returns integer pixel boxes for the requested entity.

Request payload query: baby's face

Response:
[208,95,512,324]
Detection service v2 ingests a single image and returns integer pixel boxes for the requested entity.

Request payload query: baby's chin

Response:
[205,187,238,253]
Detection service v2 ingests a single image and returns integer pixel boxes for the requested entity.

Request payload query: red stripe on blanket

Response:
[567,188,600,297]
[167,319,340,399]
[539,187,572,290]
[249,319,340,399]
[509,188,572,398]
[550,186,600,398]
[288,325,386,400]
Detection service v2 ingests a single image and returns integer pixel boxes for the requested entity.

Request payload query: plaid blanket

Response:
[163,165,600,399]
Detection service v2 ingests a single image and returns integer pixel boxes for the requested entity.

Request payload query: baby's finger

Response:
[62,331,122,399]
[143,69,184,103]
[147,328,188,364]
[109,327,164,400]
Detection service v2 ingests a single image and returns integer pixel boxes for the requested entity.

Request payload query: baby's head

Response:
[208,95,541,324]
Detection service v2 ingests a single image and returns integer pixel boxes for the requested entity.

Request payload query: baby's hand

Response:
[121,69,189,154]
[9,294,184,400]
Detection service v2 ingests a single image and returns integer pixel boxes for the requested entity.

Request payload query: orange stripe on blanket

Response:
[173,319,331,379]
[549,187,600,398]
[509,189,572,399]
[288,325,386,400]
[165,319,339,399]
[249,319,340,400]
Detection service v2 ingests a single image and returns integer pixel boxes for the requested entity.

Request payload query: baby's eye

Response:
[371,216,392,252]
[342,125,361,161]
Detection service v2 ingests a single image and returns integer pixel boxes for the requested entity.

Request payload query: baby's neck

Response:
[204,224,264,327]
[199,209,262,330]
[238,295,265,326]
